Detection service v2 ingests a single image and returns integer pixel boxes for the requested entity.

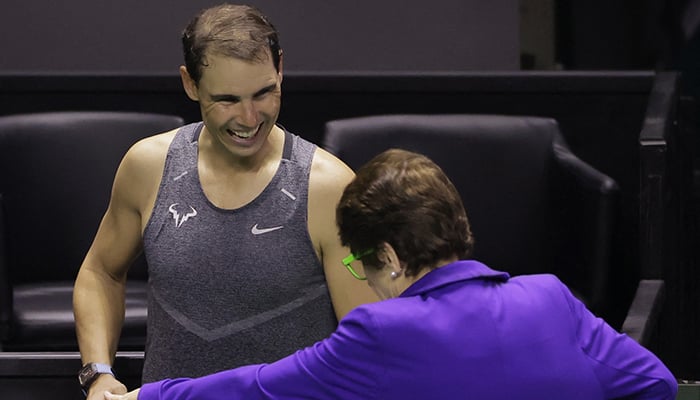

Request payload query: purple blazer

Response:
[139,260,677,399]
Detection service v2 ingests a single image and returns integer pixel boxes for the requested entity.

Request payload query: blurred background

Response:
[0,0,693,74]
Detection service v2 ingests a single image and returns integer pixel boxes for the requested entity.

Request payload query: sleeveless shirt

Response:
[141,122,337,382]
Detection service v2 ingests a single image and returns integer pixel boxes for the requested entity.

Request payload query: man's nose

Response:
[237,100,259,127]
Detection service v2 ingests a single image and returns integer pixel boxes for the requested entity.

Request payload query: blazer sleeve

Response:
[138,306,384,400]
[556,279,677,400]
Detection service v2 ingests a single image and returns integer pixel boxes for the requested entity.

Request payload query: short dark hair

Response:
[336,149,475,276]
[181,3,282,84]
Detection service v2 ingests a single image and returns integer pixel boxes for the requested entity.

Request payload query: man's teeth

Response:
[228,128,256,138]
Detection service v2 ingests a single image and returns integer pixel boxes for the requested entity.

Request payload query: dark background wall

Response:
[0,0,519,73]
[1,0,689,74]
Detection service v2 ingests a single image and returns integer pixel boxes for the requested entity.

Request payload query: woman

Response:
[108,149,676,399]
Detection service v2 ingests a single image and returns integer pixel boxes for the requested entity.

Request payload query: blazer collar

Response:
[400,260,510,298]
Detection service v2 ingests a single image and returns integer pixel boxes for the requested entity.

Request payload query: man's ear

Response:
[278,51,284,81]
[179,65,199,101]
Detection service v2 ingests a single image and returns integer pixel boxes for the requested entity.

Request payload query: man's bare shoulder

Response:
[123,129,178,167]
[114,129,177,188]
[309,147,355,193]
[113,129,179,216]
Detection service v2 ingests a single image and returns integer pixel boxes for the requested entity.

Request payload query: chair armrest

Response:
[549,137,620,316]
[621,279,665,346]
[552,140,619,195]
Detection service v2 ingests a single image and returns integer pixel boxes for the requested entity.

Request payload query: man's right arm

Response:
[73,134,170,399]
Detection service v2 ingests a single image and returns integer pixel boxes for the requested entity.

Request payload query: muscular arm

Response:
[73,133,171,398]
[308,148,379,319]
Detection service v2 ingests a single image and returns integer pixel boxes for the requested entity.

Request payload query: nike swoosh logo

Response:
[251,224,284,235]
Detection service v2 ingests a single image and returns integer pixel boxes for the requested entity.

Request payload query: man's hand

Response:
[87,374,127,400]
[104,388,140,400]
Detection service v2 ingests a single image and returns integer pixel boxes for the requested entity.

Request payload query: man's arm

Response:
[73,134,170,399]
[308,148,379,319]
[73,203,140,398]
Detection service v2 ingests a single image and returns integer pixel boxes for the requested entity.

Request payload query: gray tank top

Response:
[141,122,336,382]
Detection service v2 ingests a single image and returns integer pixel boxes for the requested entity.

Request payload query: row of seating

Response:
[0,110,666,353]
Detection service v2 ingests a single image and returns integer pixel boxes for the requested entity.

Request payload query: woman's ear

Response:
[378,242,403,274]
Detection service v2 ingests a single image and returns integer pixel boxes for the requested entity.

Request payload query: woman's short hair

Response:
[181,4,282,84]
[337,149,475,276]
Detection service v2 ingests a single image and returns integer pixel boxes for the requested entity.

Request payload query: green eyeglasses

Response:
[342,248,374,280]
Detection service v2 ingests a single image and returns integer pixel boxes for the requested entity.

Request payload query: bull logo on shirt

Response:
[168,203,197,228]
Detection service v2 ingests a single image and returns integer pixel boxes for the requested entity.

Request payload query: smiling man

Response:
[72,4,377,400]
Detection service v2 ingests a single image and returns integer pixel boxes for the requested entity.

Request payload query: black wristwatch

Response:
[78,362,115,396]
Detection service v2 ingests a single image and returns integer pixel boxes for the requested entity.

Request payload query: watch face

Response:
[78,364,96,386]
[78,363,113,387]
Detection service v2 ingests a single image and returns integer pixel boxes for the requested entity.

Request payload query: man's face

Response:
[190,53,282,158]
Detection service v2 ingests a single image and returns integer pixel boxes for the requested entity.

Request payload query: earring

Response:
[390,271,400,279]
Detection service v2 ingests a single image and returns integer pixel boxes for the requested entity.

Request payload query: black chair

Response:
[0,111,184,351]
[323,114,621,323]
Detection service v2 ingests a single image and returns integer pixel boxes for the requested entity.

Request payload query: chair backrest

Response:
[0,111,184,286]
[323,114,619,316]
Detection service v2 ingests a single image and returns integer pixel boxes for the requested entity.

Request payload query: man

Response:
[72,4,377,399]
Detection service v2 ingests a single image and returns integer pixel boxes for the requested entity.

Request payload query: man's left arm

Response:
[308,148,379,319]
